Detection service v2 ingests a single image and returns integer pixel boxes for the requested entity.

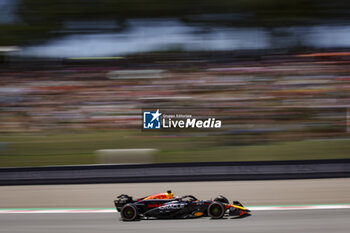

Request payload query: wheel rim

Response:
[123,206,135,219]
[210,204,223,217]
[212,207,219,214]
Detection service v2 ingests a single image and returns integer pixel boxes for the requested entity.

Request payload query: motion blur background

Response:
[1,0,350,167]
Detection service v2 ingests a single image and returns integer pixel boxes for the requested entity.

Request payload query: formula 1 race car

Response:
[114,190,250,221]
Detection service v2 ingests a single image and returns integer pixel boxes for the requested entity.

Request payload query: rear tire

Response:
[120,204,138,221]
[208,202,225,219]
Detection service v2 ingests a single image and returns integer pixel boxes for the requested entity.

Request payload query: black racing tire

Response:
[120,204,138,221]
[208,202,225,219]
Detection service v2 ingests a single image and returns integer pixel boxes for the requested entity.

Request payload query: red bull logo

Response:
[147,203,162,208]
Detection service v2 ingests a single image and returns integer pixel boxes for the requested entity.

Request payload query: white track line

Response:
[0,204,349,214]
[0,209,116,214]
[249,204,350,211]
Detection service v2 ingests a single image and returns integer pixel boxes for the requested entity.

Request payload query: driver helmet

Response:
[165,190,173,199]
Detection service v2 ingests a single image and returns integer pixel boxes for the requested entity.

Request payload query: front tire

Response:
[208,202,225,219]
[120,204,138,221]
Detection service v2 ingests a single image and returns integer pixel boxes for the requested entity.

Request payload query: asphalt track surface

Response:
[1,178,350,208]
[1,209,349,233]
[1,178,349,232]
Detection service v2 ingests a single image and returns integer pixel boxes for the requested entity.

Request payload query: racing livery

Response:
[114,190,250,221]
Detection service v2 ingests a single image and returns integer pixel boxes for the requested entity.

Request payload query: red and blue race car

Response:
[114,190,250,221]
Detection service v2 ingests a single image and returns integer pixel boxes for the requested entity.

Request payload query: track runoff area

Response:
[1,204,349,214]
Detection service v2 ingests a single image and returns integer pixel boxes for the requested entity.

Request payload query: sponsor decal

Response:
[159,203,186,210]
[147,203,162,208]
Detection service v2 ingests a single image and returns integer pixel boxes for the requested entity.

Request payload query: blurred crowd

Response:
[1,51,349,142]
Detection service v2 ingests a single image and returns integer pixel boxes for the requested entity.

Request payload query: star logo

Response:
[151,109,162,122]
[143,109,162,129]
